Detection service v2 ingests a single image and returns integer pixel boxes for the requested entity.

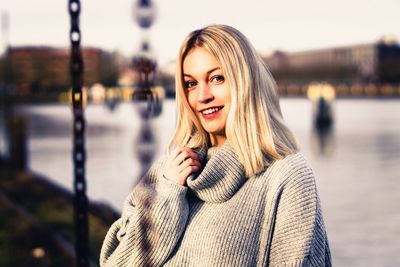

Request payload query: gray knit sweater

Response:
[100,143,331,266]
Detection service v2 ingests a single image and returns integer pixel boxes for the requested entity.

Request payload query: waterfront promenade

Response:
[1,98,400,266]
[0,159,118,266]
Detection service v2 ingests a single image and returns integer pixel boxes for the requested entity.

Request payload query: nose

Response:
[198,82,214,104]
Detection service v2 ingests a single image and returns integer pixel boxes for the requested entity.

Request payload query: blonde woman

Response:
[100,25,331,267]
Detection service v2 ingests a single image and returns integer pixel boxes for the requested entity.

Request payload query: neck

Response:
[209,134,226,147]
[187,142,247,202]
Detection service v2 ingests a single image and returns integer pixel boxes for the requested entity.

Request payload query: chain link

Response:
[69,1,90,266]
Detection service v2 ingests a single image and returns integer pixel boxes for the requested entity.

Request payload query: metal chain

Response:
[69,1,90,266]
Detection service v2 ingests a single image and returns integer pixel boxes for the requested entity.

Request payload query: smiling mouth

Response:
[200,106,224,115]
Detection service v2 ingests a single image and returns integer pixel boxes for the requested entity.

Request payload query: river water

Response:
[7,98,400,267]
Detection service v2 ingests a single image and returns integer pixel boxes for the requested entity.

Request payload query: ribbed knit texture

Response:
[100,142,331,267]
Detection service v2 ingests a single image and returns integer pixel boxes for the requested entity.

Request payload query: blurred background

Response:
[0,0,399,266]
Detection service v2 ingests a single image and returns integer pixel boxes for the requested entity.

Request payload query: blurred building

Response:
[157,60,176,98]
[264,36,400,87]
[2,46,120,96]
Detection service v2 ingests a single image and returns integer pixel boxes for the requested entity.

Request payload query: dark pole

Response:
[69,1,90,266]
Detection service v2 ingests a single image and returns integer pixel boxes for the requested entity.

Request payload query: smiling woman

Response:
[183,47,231,148]
[100,25,332,267]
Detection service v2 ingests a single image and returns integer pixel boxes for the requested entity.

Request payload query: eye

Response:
[210,75,225,84]
[184,80,197,89]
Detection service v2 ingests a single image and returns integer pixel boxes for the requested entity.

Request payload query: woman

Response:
[100,25,331,266]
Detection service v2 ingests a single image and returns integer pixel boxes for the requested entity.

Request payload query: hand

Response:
[164,147,201,186]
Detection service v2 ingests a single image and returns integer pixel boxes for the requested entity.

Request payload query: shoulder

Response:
[258,152,316,190]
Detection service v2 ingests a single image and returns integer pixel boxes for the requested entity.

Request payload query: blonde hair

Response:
[168,24,299,177]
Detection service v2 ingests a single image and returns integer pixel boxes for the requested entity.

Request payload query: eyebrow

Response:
[183,67,221,78]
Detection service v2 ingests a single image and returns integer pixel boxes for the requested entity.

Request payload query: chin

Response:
[204,127,225,135]
[199,120,226,136]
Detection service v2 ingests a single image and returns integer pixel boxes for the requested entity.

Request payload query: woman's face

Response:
[183,46,231,144]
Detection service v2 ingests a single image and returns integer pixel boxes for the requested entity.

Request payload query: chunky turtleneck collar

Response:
[186,142,248,203]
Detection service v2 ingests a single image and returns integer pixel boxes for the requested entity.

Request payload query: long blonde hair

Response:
[168,24,299,177]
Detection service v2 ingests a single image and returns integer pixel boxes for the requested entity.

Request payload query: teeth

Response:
[201,107,221,115]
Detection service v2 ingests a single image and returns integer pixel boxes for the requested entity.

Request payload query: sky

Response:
[1,0,400,66]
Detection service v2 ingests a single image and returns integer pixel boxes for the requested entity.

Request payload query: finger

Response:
[171,148,182,160]
[181,147,200,160]
[175,150,199,166]
[174,147,200,167]
[175,150,190,165]
[179,147,200,163]
[178,158,201,173]
[180,165,200,179]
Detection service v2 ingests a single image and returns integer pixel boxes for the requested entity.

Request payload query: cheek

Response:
[217,86,231,105]
[186,91,197,110]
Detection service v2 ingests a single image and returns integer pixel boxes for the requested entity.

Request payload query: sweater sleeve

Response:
[268,157,332,267]
[100,158,189,267]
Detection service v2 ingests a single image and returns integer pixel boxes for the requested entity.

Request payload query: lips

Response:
[198,106,224,119]
[199,106,223,115]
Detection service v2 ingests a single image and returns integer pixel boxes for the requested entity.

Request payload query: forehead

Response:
[183,47,221,75]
